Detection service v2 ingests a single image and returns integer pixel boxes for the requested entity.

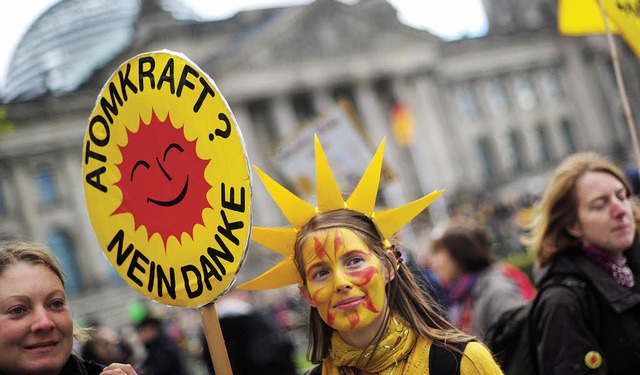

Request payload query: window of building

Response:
[477,137,497,182]
[331,84,361,117]
[248,100,279,143]
[485,79,508,113]
[508,130,525,173]
[373,79,396,110]
[540,69,564,99]
[561,118,577,153]
[513,76,537,111]
[291,92,316,122]
[535,124,552,164]
[35,167,58,205]
[47,231,82,296]
[456,85,479,118]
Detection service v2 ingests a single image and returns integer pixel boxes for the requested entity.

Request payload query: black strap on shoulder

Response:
[429,341,469,375]
[536,276,599,334]
[307,364,322,375]
[559,277,600,336]
[529,276,600,373]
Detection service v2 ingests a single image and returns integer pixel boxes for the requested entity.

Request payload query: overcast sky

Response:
[0,0,487,91]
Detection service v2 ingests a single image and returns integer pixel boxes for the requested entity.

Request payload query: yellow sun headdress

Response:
[237,135,443,290]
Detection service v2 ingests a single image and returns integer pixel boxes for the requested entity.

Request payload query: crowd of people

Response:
[1,148,639,375]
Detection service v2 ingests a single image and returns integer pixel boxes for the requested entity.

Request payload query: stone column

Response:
[272,94,298,136]
[354,79,418,248]
[353,81,390,150]
[313,88,335,114]
[562,41,611,152]
[390,77,426,201]
[231,104,281,227]
[410,75,453,224]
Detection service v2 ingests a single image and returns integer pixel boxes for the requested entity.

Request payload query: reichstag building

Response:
[1,0,639,328]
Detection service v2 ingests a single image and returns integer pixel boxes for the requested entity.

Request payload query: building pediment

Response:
[236,1,436,66]
[206,0,442,98]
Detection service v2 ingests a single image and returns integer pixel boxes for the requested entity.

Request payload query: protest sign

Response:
[559,0,640,170]
[83,49,250,374]
[271,100,393,200]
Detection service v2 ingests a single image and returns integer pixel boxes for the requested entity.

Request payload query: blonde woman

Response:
[0,240,138,375]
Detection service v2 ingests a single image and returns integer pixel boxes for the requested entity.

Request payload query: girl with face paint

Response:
[294,210,504,375]
[238,136,503,374]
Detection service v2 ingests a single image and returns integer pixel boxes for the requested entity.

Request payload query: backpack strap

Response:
[307,364,322,375]
[429,341,469,375]
[559,277,600,338]
[536,276,599,336]
[309,341,471,375]
[529,276,599,373]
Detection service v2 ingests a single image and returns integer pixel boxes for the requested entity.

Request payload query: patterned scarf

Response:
[324,315,417,374]
[445,273,477,333]
[583,244,635,289]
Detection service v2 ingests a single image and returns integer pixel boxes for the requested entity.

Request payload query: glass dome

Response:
[2,0,141,102]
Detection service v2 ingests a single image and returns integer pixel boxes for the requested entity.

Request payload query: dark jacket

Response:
[202,310,296,375]
[140,333,187,375]
[59,354,105,375]
[533,245,640,374]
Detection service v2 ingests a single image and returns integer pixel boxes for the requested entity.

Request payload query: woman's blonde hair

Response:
[521,152,640,266]
[0,239,66,283]
[0,239,90,343]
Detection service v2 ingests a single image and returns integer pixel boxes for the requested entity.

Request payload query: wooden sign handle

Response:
[200,303,233,375]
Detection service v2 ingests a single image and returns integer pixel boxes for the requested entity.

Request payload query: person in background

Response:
[200,287,296,375]
[393,239,448,312]
[415,251,448,313]
[135,315,187,375]
[81,323,133,368]
[522,152,640,374]
[428,224,525,337]
[0,239,138,375]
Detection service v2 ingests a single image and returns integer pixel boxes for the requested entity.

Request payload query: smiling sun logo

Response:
[113,110,211,245]
[82,50,252,308]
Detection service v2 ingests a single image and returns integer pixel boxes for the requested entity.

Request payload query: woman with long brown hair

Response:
[523,152,640,374]
[239,136,503,374]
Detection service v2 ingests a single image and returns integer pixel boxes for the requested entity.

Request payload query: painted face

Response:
[301,228,389,332]
[429,246,461,287]
[570,171,637,255]
[0,263,73,375]
[114,111,211,242]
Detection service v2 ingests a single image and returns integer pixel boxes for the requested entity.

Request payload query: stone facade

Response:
[0,0,639,328]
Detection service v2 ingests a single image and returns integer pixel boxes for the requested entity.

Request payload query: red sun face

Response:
[113,110,211,244]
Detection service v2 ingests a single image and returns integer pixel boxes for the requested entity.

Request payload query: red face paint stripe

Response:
[333,230,343,259]
[362,297,379,313]
[350,266,378,286]
[313,236,329,260]
[347,312,360,329]
[311,287,325,305]
[326,307,335,327]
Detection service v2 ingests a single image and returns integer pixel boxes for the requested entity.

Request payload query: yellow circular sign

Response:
[82,50,252,307]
